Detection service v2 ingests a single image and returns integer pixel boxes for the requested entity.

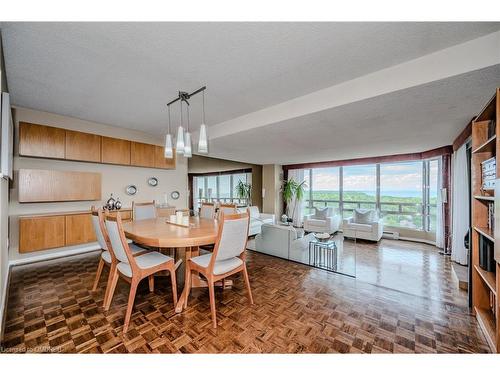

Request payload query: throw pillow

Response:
[314,207,331,219]
[353,209,374,224]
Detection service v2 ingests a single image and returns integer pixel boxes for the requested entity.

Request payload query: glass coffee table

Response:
[308,238,338,272]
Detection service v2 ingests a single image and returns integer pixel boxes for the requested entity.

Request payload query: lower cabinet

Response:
[19,216,66,253]
[65,214,97,246]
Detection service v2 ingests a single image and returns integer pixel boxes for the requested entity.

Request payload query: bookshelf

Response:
[471,88,499,352]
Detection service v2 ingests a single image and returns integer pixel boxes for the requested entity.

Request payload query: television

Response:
[0,92,13,180]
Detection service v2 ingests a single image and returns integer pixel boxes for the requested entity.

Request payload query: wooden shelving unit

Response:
[471,88,500,353]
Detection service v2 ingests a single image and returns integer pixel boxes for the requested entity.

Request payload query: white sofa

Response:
[303,207,341,234]
[255,223,315,263]
[238,206,275,236]
[342,209,383,242]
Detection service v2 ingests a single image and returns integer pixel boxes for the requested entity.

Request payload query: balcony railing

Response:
[305,199,436,231]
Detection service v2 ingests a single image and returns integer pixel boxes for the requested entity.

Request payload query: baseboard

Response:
[9,244,100,267]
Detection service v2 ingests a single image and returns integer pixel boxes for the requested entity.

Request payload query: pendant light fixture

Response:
[175,100,185,154]
[164,106,173,158]
[198,89,209,154]
[184,102,192,157]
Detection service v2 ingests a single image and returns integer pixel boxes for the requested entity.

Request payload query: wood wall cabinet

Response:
[19,216,66,253]
[65,130,102,162]
[101,137,131,165]
[18,122,176,170]
[65,214,97,246]
[19,122,65,159]
[154,145,176,169]
[18,169,102,202]
[131,142,156,168]
[157,207,176,217]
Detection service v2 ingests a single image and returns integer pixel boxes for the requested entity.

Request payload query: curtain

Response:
[288,169,305,227]
[451,144,469,265]
[192,177,199,211]
[435,157,444,249]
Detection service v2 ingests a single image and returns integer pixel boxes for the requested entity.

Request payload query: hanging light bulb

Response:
[164,106,174,158]
[176,100,185,153]
[198,90,209,154]
[184,103,192,157]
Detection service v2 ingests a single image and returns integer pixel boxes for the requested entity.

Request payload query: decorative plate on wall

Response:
[147,177,158,187]
[170,191,180,200]
[125,184,137,196]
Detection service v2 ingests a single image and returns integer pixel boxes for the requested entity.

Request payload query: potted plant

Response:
[282,178,307,223]
[235,180,252,206]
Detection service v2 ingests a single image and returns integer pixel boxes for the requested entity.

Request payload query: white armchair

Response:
[342,209,383,242]
[303,207,341,234]
[238,206,275,236]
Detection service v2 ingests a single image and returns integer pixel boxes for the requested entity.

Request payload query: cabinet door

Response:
[65,130,102,162]
[157,207,176,217]
[65,214,97,246]
[19,216,66,253]
[107,209,132,222]
[19,122,65,159]
[131,142,156,168]
[101,137,131,165]
[154,145,176,169]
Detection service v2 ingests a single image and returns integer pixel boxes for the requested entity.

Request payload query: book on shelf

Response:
[488,202,495,230]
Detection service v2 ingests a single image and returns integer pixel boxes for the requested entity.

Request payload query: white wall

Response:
[9,107,188,262]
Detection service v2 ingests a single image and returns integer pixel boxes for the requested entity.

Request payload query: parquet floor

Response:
[1,244,490,353]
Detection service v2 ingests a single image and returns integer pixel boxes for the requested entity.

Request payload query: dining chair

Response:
[132,200,157,221]
[104,212,178,333]
[184,211,253,328]
[218,203,237,218]
[199,202,216,219]
[90,207,149,307]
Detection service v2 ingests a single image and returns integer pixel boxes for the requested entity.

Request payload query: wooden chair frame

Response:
[184,211,253,328]
[132,200,157,221]
[91,206,149,308]
[104,212,178,333]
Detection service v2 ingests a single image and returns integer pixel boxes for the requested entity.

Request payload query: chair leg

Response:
[123,279,138,333]
[184,261,192,308]
[242,264,254,305]
[104,267,119,311]
[148,275,154,292]
[92,258,105,292]
[102,263,116,308]
[208,279,217,329]
[169,264,178,307]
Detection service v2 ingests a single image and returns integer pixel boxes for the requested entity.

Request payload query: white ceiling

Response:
[1,22,500,164]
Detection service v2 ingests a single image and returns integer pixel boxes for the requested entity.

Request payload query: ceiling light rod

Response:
[166,86,206,107]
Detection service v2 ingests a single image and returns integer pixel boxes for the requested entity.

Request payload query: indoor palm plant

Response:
[236,180,252,206]
[282,178,307,223]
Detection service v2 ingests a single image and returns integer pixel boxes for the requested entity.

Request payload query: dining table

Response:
[122,216,223,313]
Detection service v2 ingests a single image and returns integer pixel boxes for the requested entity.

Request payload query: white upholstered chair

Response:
[184,211,254,328]
[199,202,216,219]
[90,207,148,306]
[343,209,384,242]
[132,200,157,221]
[104,213,177,333]
[303,207,341,234]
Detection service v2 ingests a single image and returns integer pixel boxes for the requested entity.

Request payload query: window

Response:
[380,161,423,229]
[300,157,441,233]
[192,170,252,210]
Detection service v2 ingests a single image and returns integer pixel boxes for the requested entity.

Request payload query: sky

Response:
[309,161,436,192]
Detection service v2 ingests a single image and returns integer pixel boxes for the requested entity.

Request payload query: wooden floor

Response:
[1,241,490,353]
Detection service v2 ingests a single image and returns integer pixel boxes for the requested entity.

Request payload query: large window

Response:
[192,170,252,210]
[300,158,440,232]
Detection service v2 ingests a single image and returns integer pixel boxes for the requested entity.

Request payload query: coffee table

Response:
[308,238,338,271]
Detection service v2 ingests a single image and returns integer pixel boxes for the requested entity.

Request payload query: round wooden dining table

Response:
[122,216,219,313]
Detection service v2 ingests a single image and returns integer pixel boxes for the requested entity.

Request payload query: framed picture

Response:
[1,92,13,180]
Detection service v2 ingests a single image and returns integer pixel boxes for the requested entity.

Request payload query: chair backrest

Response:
[219,203,237,215]
[211,212,250,265]
[199,202,215,219]
[91,206,108,251]
[104,213,133,264]
[133,200,157,221]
